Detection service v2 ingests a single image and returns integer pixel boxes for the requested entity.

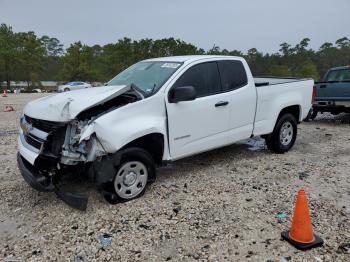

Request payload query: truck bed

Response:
[252,77,314,136]
[254,77,311,87]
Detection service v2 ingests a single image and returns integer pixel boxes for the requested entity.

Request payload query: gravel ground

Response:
[0,93,349,262]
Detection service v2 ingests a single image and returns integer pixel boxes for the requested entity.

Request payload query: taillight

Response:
[312,85,317,104]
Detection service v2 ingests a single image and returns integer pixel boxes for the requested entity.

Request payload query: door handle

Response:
[320,85,327,88]
[215,101,229,107]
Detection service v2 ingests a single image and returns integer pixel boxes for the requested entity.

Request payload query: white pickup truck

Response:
[18,55,314,209]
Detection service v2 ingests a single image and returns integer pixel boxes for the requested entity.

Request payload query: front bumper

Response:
[17,153,55,192]
[17,153,88,210]
[18,131,40,165]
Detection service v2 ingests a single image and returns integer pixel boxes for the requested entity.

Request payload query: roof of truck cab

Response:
[143,55,243,63]
[329,65,350,71]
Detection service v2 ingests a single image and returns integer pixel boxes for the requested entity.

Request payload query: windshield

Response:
[108,61,183,96]
[324,68,350,81]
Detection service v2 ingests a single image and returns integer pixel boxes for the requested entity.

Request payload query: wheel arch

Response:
[276,104,301,124]
[88,131,166,187]
[119,132,165,165]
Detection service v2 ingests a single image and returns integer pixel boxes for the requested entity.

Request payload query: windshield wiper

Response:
[130,83,146,98]
[149,83,157,96]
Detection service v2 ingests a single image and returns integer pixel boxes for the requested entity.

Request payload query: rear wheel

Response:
[64,88,70,92]
[265,113,297,154]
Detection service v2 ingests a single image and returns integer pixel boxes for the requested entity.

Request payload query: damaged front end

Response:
[61,120,106,165]
[18,115,89,210]
[60,87,144,164]
[17,85,143,210]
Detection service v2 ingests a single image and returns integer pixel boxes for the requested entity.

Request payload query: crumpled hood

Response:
[24,85,130,122]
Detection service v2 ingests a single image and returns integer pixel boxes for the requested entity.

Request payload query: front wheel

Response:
[265,113,297,154]
[111,148,155,202]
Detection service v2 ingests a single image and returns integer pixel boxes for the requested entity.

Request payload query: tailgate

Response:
[316,82,350,101]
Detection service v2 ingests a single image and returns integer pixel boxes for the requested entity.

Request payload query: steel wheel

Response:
[279,121,294,146]
[114,161,148,199]
[265,113,297,153]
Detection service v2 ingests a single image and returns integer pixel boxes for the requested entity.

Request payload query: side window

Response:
[218,60,248,91]
[173,62,221,97]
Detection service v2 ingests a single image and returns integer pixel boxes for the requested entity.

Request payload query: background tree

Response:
[40,36,64,81]
[0,24,19,90]
[245,48,267,76]
[60,42,99,81]
[1,23,350,88]
[16,31,45,89]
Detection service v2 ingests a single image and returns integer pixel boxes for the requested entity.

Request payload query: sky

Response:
[1,0,349,53]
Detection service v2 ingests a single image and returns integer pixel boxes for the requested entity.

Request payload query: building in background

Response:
[1,81,58,92]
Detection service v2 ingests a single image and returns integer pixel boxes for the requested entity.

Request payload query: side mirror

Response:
[168,86,196,103]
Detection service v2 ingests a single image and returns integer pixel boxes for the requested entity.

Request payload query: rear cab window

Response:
[324,68,350,81]
[217,60,248,91]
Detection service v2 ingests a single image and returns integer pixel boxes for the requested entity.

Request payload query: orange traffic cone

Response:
[2,89,8,97]
[281,189,323,250]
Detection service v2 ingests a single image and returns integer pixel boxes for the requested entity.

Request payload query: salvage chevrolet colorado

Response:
[17,56,314,210]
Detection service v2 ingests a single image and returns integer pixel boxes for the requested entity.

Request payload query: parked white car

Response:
[17,55,314,210]
[57,81,92,92]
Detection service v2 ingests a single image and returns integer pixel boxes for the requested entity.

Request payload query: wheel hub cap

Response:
[124,172,137,186]
[279,121,293,146]
[114,161,148,199]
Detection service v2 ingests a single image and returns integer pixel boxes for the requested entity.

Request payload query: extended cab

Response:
[309,66,350,119]
[17,56,313,209]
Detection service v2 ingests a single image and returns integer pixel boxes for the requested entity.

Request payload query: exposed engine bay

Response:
[60,91,143,165]
[51,89,144,166]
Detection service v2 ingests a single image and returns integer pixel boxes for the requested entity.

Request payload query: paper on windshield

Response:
[161,63,181,69]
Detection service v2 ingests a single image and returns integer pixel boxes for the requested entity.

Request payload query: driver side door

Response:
[166,61,230,159]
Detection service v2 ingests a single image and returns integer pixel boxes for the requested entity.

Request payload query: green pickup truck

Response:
[308,65,350,120]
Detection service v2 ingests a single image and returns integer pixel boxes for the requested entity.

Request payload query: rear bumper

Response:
[17,153,55,192]
[313,100,350,112]
[314,100,350,107]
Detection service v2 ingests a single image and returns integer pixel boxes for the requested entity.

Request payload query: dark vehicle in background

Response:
[307,66,350,120]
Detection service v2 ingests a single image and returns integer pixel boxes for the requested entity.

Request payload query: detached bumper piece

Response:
[55,189,88,211]
[17,153,88,211]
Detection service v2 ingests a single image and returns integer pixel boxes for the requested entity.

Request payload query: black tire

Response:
[108,147,155,203]
[304,108,318,122]
[310,109,318,120]
[64,88,70,92]
[265,113,297,154]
